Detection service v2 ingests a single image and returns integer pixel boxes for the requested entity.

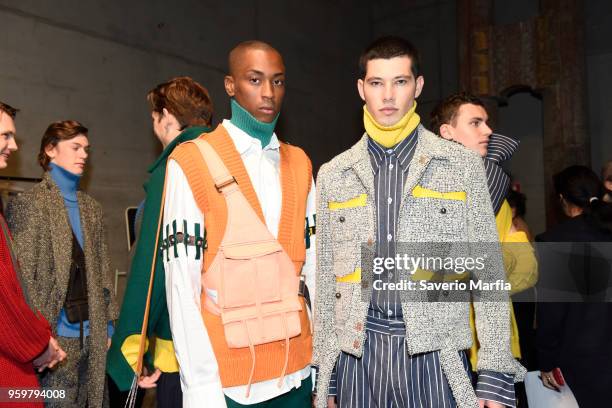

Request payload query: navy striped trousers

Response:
[333,329,471,408]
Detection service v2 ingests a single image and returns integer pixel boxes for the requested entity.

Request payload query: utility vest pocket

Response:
[210,240,302,348]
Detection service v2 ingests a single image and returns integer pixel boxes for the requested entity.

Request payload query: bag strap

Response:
[193,139,238,195]
[134,175,168,376]
[134,138,231,378]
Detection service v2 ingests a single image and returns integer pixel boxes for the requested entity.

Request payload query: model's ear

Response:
[414,75,424,98]
[224,75,235,97]
[162,108,178,125]
[357,78,365,102]
[439,123,453,140]
[44,143,56,159]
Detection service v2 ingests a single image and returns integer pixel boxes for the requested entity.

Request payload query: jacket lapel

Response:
[346,134,375,198]
[401,126,434,206]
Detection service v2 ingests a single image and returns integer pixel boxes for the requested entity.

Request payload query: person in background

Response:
[506,187,533,242]
[602,160,612,203]
[7,120,118,407]
[107,76,214,408]
[0,101,66,408]
[430,92,538,407]
[535,165,612,406]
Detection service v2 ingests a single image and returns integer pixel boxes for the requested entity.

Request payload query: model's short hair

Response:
[359,36,421,78]
[429,92,486,136]
[0,101,19,119]
[228,40,279,76]
[38,120,88,170]
[147,76,213,128]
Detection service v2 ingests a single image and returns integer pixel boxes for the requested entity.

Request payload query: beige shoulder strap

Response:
[192,139,238,195]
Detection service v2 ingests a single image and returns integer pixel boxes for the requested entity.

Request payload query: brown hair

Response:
[147,76,213,128]
[0,101,19,119]
[429,92,485,136]
[359,36,421,79]
[38,120,88,170]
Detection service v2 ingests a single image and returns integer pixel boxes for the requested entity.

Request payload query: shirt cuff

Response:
[476,371,516,408]
[328,364,337,397]
[107,321,115,338]
[313,360,338,397]
[183,383,226,408]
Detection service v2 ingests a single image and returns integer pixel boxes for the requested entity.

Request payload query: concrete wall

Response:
[0,0,370,300]
[1,0,608,302]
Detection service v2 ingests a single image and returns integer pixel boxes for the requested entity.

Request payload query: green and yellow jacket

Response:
[106,126,209,390]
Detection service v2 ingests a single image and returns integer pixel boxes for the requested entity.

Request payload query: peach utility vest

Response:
[169,126,312,393]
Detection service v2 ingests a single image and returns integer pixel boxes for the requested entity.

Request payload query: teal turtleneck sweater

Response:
[49,162,83,247]
[229,98,279,148]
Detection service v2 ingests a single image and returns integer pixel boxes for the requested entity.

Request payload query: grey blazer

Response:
[313,126,526,408]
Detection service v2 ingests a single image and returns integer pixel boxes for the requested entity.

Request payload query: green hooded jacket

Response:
[106,126,209,390]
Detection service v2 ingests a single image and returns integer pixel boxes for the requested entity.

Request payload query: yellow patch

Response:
[328,194,367,210]
[336,267,362,283]
[412,185,466,201]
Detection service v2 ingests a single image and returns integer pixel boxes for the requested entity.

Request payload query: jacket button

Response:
[367,238,373,246]
[440,207,447,214]
[355,323,363,331]
[353,340,360,349]
[339,216,345,222]
[335,292,341,299]
[442,290,450,297]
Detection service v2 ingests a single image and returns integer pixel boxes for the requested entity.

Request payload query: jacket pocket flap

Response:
[329,194,367,210]
[412,185,466,201]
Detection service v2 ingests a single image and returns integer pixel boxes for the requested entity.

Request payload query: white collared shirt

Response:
[162,120,316,407]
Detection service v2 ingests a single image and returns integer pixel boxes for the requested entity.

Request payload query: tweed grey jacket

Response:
[314,126,526,408]
[6,173,118,408]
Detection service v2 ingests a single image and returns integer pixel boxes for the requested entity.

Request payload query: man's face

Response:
[0,112,18,169]
[224,48,286,123]
[358,56,424,127]
[46,135,90,175]
[440,103,492,157]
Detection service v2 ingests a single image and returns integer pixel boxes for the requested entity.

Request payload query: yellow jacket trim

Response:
[328,194,367,210]
[336,268,361,283]
[412,185,466,201]
[121,334,149,372]
[154,338,180,373]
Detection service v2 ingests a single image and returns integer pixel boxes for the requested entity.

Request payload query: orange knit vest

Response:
[169,125,313,387]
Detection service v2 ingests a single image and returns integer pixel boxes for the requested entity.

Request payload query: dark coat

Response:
[535,215,612,406]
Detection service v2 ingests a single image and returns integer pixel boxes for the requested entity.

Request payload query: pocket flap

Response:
[221,298,302,324]
[222,240,282,259]
[412,185,466,201]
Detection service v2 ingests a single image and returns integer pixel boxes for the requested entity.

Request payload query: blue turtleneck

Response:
[50,163,114,339]
[49,162,83,248]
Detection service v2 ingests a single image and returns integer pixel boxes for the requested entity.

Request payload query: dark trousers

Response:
[157,372,183,408]
[225,376,312,408]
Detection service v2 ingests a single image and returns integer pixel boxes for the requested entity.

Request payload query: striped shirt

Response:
[367,130,418,324]
[484,133,519,214]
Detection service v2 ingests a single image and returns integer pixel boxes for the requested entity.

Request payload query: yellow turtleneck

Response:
[363,102,420,148]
